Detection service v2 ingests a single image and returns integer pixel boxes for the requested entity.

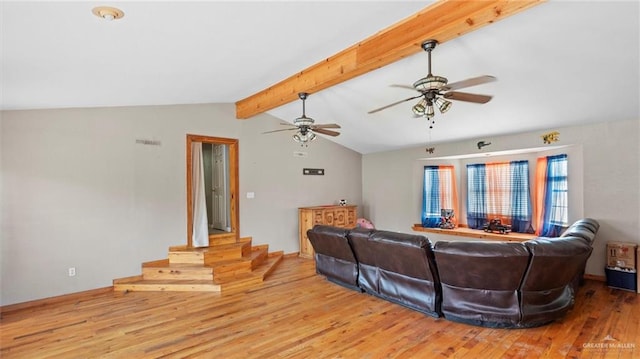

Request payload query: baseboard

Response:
[584,274,606,282]
[0,286,113,316]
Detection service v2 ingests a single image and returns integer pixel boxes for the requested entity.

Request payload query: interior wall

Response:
[0,103,362,306]
[238,116,362,257]
[362,119,639,277]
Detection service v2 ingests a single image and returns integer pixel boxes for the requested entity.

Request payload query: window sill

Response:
[411,224,537,242]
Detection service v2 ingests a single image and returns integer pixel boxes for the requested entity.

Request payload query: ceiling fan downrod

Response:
[421,40,438,76]
[298,92,308,117]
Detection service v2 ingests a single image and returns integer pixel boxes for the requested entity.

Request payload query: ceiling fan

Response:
[368,39,496,128]
[263,92,341,146]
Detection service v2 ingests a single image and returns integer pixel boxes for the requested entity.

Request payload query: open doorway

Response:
[186,134,239,248]
[202,143,231,234]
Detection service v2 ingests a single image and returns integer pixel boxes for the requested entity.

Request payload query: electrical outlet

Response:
[68,267,76,277]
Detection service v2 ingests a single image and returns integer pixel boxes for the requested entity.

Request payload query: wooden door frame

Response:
[186,134,239,247]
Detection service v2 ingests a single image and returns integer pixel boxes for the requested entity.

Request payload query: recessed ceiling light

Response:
[92,6,124,21]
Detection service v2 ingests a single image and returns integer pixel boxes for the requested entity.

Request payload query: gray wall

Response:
[362,119,640,277]
[0,104,362,305]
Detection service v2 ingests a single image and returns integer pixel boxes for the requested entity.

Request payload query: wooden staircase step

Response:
[210,246,268,280]
[168,241,252,265]
[141,260,214,281]
[113,278,221,292]
[204,241,252,263]
[112,254,283,293]
[216,252,284,291]
[112,238,284,293]
[250,245,269,269]
[208,232,237,246]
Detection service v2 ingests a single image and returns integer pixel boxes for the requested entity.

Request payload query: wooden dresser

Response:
[298,205,357,259]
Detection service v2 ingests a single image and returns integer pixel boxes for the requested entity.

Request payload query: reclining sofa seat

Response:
[347,228,441,317]
[520,236,593,327]
[306,225,359,290]
[433,241,530,328]
[560,217,599,288]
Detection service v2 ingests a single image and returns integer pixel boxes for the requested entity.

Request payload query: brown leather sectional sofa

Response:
[306,218,598,328]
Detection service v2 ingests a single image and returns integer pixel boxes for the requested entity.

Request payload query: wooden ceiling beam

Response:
[235,0,544,119]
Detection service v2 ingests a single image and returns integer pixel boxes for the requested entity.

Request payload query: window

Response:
[535,154,568,236]
[466,161,533,233]
[422,166,458,228]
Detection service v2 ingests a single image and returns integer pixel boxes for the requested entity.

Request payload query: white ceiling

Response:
[2,1,639,154]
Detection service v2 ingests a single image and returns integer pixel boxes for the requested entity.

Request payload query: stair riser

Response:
[142,268,213,281]
[113,283,221,292]
[212,261,252,276]
[208,233,237,246]
[204,243,251,263]
[168,252,205,264]
[251,250,268,270]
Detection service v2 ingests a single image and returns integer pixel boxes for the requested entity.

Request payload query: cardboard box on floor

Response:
[637,247,639,294]
[607,242,637,270]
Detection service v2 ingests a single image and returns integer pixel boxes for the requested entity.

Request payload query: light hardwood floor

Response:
[1,257,638,358]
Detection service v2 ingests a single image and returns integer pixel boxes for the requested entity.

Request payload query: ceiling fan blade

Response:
[368,94,423,114]
[441,75,496,91]
[262,128,298,134]
[313,128,340,137]
[443,91,493,104]
[390,84,416,91]
[311,123,341,129]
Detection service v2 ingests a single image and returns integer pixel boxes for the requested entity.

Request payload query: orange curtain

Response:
[533,157,548,235]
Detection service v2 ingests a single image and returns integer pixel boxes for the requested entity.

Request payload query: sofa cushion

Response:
[307,225,359,290]
[348,229,440,317]
[560,218,599,245]
[520,236,593,326]
[560,227,596,245]
[433,241,530,327]
[368,231,436,280]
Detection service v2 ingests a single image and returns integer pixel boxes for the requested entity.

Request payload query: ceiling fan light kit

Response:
[262,92,341,147]
[435,97,452,114]
[293,131,316,145]
[369,39,496,130]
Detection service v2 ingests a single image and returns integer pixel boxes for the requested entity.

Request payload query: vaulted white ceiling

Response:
[2,1,638,154]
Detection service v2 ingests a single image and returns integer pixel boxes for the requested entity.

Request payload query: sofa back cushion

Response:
[369,230,436,280]
[433,241,530,327]
[523,237,592,290]
[520,236,593,326]
[560,218,599,245]
[307,225,359,289]
[307,225,356,262]
[434,241,530,290]
[348,229,440,316]
[577,218,599,233]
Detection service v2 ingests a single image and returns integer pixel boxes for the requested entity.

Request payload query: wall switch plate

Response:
[303,168,324,175]
[246,192,255,199]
